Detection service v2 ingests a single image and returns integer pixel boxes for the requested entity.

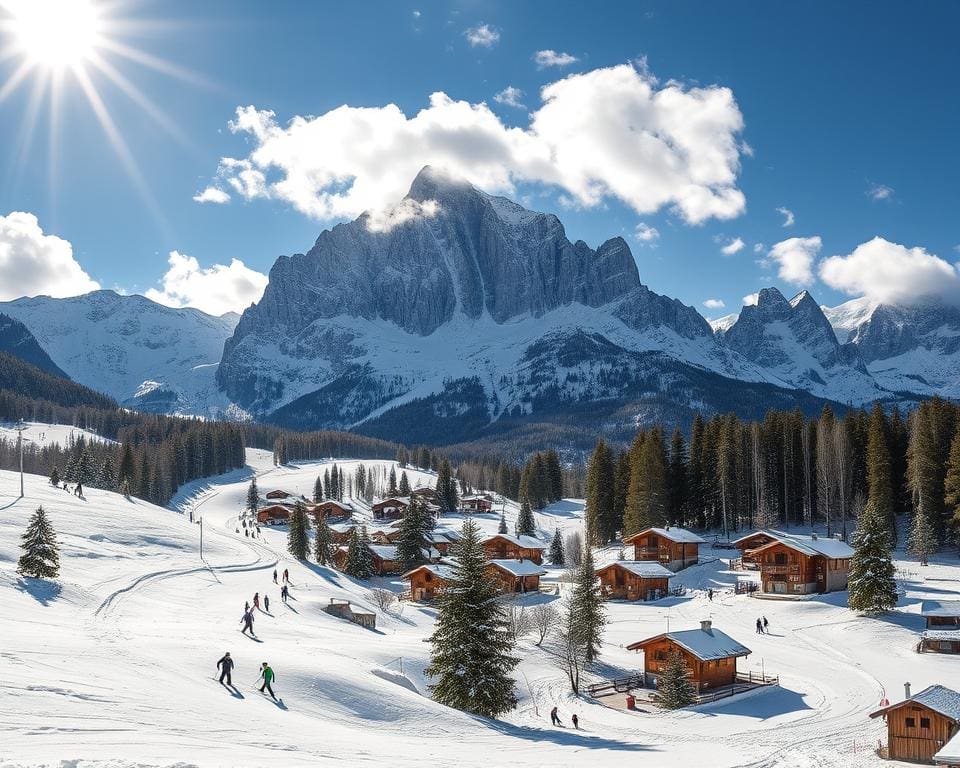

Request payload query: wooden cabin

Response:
[323,598,376,630]
[313,499,353,520]
[328,523,357,545]
[920,631,960,655]
[752,533,853,595]
[623,527,704,572]
[732,530,779,569]
[368,544,402,575]
[484,559,546,594]
[627,620,751,691]
[256,505,291,525]
[411,486,439,503]
[922,600,960,629]
[371,497,410,520]
[481,534,546,564]
[427,528,463,555]
[459,495,494,513]
[595,561,674,601]
[402,563,456,601]
[870,685,960,764]
[265,489,293,500]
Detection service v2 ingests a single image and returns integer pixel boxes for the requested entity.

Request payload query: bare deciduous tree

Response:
[529,603,559,647]
[371,587,397,612]
[565,530,583,567]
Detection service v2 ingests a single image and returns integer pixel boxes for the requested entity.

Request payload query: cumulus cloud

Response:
[866,182,894,202]
[766,236,821,286]
[819,237,960,305]
[364,198,440,234]
[776,206,795,227]
[753,242,765,254]
[465,23,499,47]
[205,63,747,226]
[743,292,759,306]
[720,236,745,255]
[493,86,525,109]
[145,251,268,316]
[0,212,100,301]
[634,222,660,244]
[703,298,725,309]
[193,186,230,204]
[534,49,578,68]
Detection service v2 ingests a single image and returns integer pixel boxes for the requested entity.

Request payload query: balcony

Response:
[762,564,799,575]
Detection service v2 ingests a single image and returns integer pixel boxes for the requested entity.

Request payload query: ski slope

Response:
[2,451,958,767]
[0,421,116,449]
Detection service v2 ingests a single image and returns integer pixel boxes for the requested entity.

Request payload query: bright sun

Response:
[6,0,103,70]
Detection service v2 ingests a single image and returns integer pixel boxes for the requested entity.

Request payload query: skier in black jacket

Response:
[217,652,235,685]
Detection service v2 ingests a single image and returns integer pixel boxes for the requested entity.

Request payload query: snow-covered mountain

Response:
[0,312,68,378]
[0,291,239,417]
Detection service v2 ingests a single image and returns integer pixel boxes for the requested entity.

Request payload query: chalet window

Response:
[425,573,432,582]
[920,717,930,729]
[905,717,916,728]
[774,553,787,565]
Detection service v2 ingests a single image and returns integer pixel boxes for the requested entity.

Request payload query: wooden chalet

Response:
[623,527,704,572]
[627,620,751,691]
[402,563,456,601]
[368,544,402,575]
[313,499,353,520]
[371,496,410,520]
[427,528,463,555]
[410,486,439,503]
[459,495,494,513]
[323,598,376,630]
[752,533,853,595]
[731,530,779,569]
[257,504,291,525]
[265,489,293,500]
[596,561,674,601]
[328,522,357,545]
[484,559,546,594]
[481,534,546,564]
[870,684,960,764]
[919,601,960,654]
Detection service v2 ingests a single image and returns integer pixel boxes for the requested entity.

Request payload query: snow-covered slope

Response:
[0,291,239,417]
[821,296,878,343]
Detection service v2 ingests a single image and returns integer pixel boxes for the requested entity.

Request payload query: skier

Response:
[762,616,769,633]
[216,651,235,685]
[253,592,260,611]
[264,594,270,613]
[283,568,290,584]
[258,662,277,700]
[245,529,249,538]
[755,617,763,634]
[707,588,714,602]
[74,482,83,497]
[550,706,562,726]
[571,713,579,729]
[273,569,278,584]
[281,585,289,603]
[241,609,256,636]
[242,519,247,529]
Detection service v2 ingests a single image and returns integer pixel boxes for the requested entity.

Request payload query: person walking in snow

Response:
[245,600,250,613]
[258,662,277,700]
[216,652,235,685]
[708,588,714,602]
[281,585,289,603]
[762,616,769,633]
[550,706,562,726]
[571,713,579,729]
[74,482,83,497]
[264,594,270,613]
[241,609,256,636]
[283,568,290,585]
[253,592,260,611]
[273,569,278,584]
[755,617,763,634]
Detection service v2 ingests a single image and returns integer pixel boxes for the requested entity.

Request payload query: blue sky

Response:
[0,0,958,317]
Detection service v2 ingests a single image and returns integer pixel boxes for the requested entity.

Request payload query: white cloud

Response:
[534,49,578,68]
[767,236,821,286]
[145,251,268,316]
[740,141,754,157]
[193,186,231,204]
[208,63,747,226]
[720,236,745,255]
[493,86,525,109]
[866,182,894,202]
[819,236,960,305]
[364,198,440,234]
[742,292,759,306]
[776,206,795,227]
[464,23,499,48]
[634,222,660,244]
[703,298,725,309]
[753,242,765,254]
[0,212,100,301]
[412,10,421,18]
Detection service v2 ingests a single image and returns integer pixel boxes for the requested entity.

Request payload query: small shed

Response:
[265,489,293,500]
[481,533,546,564]
[459,495,494,513]
[323,598,376,630]
[372,496,410,520]
[920,629,960,655]
[870,684,960,764]
[257,505,291,525]
[485,559,546,594]
[596,561,674,601]
[623,527,704,572]
[402,563,457,601]
[921,600,960,629]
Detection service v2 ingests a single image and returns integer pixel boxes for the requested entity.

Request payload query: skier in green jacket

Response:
[258,662,277,699]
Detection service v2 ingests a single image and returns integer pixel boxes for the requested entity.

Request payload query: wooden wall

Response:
[641,638,738,689]
[885,704,957,763]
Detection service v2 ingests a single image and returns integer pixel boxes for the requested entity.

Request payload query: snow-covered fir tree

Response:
[848,498,898,613]
[314,514,334,566]
[313,475,324,503]
[655,651,696,709]
[497,511,508,534]
[549,528,565,566]
[568,544,605,661]
[426,518,518,717]
[908,508,938,566]
[515,495,536,537]
[246,477,259,519]
[398,470,411,496]
[17,506,60,579]
[395,496,432,572]
[344,526,374,579]
[436,458,458,515]
[287,501,310,560]
[49,466,60,487]
[387,465,398,496]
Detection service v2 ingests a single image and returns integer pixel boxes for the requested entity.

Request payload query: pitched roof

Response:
[752,532,854,559]
[401,563,457,581]
[730,529,781,546]
[482,533,546,550]
[869,685,960,721]
[374,496,411,506]
[486,559,547,577]
[368,545,399,561]
[627,624,751,660]
[597,561,675,579]
[317,499,353,511]
[922,628,960,641]
[625,527,705,545]
[920,599,960,618]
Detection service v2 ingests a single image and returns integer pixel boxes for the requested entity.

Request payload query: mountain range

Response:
[3,166,958,448]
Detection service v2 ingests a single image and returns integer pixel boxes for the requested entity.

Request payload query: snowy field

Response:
[1,449,958,767]
[0,421,115,449]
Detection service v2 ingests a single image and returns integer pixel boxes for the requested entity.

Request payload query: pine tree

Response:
[497,511,508,534]
[848,498,898,613]
[908,508,938,566]
[655,651,696,709]
[387,465,398,496]
[515,495,536,537]
[343,527,373,579]
[943,430,960,545]
[49,466,60,487]
[584,439,616,545]
[426,518,518,717]
[545,449,564,502]
[313,513,334,566]
[17,506,60,579]
[667,428,689,526]
[246,477,259,519]
[567,545,605,662]
[866,403,896,542]
[436,458,458,515]
[396,497,432,571]
[549,528,565,566]
[287,501,310,560]
[313,475,324,503]
[398,471,411,496]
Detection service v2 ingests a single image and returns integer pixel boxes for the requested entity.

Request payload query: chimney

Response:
[700,620,712,633]
[904,682,911,700]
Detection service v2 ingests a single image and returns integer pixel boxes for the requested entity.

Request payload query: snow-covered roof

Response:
[598,561,675,579]
[329,522,356,533]
[731,529,781,546]
[753,532,854,559]
[922,629,960,641]
[630,527,705,544]
[317,499,353,511]
[920,600,960,618]
[402,563,457,581]
[482,533,546,550]
[870,685,960,721]
[628,623,751,660]
[368,545,398,560]
[486,559,547,577]
[935,731,960,764]
[375,496,410,506]
[461,495,492,502]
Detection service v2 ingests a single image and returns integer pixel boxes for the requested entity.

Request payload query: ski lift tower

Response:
[15,419,26,498]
